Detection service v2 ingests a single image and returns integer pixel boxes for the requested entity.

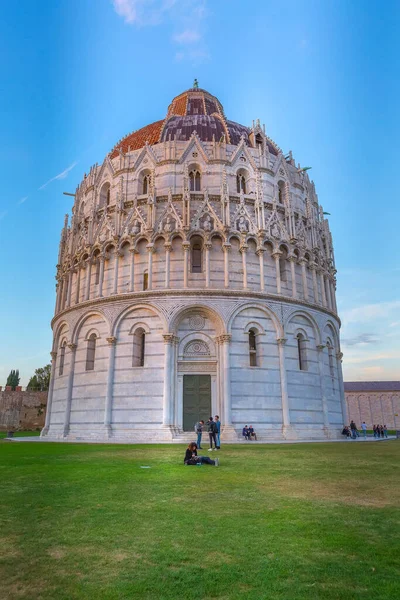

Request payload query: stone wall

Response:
[0,390,48,431]
[345,391,400,429]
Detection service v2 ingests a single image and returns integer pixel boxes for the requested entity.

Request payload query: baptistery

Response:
[43,85,347,442]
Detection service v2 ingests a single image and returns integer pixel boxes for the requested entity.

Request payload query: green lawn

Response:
[0,431,40,439]
[0,441,399,600]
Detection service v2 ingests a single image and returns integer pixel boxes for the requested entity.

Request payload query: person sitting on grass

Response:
[184,442,219,467]
[248,425,257,441]
[242,425,250,440]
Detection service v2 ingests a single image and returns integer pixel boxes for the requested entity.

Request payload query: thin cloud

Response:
[173,29,201,44]
[0,210,8,221]
[342,333,379,347]
[112,0,177,26]
[39,161,77,191]
[344,351,400,365]
[112,0,137,24]
[341,300,400,326]
[17,196,28,205]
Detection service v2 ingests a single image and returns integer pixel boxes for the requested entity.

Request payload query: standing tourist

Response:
[214,415,221,449]
[207,417,218,451]
[194,420,204,449]
[361,421,367,439]
[373,424,377,438]
[350,420,357,439]
[384,425,388,438]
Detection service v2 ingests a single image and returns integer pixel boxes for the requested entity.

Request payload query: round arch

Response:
[227,302,283,338]
[169,304,225,336]
[112,302,168,337]
[284,310,322,346]
[72,311,110,344]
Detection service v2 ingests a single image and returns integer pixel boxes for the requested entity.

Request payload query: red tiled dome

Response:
[110,88,278,159]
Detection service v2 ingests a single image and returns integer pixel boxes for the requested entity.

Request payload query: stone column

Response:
[74,267,81,305]
[62,275,68,309]
[272,251,282,294]
[320,270,327,306]
[223,243,230,288]
[205,242,211,288]
[219,335,233,426]
[310,263,318,303]
[300,258,309,301]
[240,244,248,289]
[162,334,174,427]
[104,336,117,436]
[146,243,154,290]
[113,252,120,295]
[326,277,333,310]
[63,343,77,437]
[289,256,297,298]
[129,248,136,292]
[98,256,105,298]
[66,271,73,308]
[183,242,190,288]
[277,338,295,438]
[41,351,57,436]
[317,344,330,434]
[164,243,171,288]
[55,281,61,314]
[85,258,92,301]
[336,351,348,425]
[257,248,265,291]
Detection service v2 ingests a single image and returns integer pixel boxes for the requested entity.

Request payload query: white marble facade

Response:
[42,86,347,442]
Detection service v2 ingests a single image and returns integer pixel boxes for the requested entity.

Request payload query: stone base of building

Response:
[41,424,342,443]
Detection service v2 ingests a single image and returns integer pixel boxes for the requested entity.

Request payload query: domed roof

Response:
[110,87,279,159]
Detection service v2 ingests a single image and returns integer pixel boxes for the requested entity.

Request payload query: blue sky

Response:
[0,0,399,385]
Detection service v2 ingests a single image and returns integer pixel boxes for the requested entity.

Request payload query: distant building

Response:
[344,381,400,428]
[42,86,345,443]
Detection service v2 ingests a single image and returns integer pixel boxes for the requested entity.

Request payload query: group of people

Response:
[242,425,257,441]
[342,420,388,439]
[194,416,221,450]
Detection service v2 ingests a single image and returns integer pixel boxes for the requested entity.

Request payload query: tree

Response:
[26,364,51,391]
[5,369,20,390]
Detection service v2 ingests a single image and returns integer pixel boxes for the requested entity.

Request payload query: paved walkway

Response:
[4,435,398,445]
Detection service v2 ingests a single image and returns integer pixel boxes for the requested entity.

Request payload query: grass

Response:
[0,431,40,439]
[0,441,399,600]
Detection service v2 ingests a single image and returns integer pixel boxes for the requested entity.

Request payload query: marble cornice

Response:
[51,287,341,329]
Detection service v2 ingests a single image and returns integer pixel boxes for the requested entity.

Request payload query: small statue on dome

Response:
[193,78,199,89]
[131,219,141,235]
[202,214,212,231]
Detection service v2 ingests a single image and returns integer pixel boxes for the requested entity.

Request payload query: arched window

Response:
[133,328,146,367]
[59,342,66,376]
[100,182,111,208]
[249,329,257,367]
[86,333,97,371]
[278,181,285,204]
[189,170,201,192]
[143,270,148,291]
[191,239,202,273]
[297,333,307,371]
[328,344,335,383]
[279,257,287,282]
[95,258,100,285]
[142,174,151,195]
[236,173,246,194]
[255,133,264,150]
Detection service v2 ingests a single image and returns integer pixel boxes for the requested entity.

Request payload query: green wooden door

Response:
[183,375,211,432]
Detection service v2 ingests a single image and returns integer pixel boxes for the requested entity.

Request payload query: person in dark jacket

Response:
[206,417,218,451]
[184,442,218,466]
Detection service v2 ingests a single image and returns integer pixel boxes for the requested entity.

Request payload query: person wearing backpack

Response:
[214,415,221,449]
[194,420,204,449]
[207,416,218,451]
